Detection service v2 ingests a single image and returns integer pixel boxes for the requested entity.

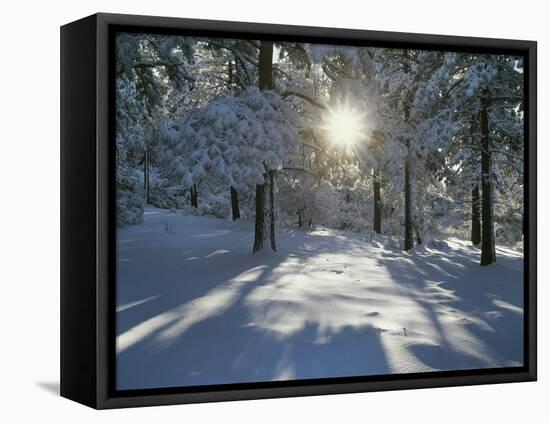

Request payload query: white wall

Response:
[1,0,545,421]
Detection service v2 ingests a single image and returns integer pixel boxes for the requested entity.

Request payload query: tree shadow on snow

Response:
[115,221,390,390]
[117,317,389,390]
[377,246,523,371]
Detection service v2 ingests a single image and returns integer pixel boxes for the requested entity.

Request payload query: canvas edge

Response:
[60,14,99,409]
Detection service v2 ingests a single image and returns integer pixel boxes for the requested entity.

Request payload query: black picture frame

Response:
[60,12,537,409]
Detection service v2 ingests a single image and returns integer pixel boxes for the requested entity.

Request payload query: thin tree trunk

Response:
[252,183,265,253]
[404,148,414,250]
[480,96,496,265]
[230,186,240,220]
[415,225,422,245]
[253,41,274,253]
[298,209,303,227]
[269,170,276,251]
[191,184,198,208]
[144,146,150,204]
[228,59,234,87]
[471,183,481,245]
[402,51,414,251]
[373,172,381,234]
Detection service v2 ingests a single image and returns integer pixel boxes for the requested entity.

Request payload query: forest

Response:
[116,33,524,263]
[115,32,525,389]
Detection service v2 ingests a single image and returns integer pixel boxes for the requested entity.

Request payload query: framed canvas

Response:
[60,13,537,409]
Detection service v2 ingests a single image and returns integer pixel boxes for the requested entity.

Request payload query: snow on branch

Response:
[159,88,303,190]
[282,90,327,110]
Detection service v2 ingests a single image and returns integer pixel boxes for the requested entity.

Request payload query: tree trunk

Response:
[373,172,381,234]
[269,170,276,251]
[252,41,274,253]
[404,149,414,250]
[298,209,303,227]
[191,184,198,208]
[471,183,481,245]
[144,147,150,204]
[258,41,273,90]
[480,96,496,265]
[228,59,234,87]
[252,183,265,253]
[402,52,414,251]
[230,186,240,220]
[415,225,422,245]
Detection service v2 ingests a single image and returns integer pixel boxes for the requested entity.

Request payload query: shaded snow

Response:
[116,207,523,390]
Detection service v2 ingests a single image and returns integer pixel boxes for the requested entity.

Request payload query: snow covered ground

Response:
[116,207,524,390]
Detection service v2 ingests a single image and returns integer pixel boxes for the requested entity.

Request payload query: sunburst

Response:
[321,103,368,146]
